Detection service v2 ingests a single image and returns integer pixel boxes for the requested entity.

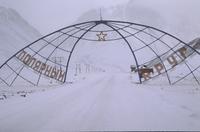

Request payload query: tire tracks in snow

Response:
[0,74,109,132]
[37,74,114,132]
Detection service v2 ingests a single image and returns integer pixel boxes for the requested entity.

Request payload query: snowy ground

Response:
[0,73,200,131]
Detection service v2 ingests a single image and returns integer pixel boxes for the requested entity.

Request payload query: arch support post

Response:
[104,22,142,84]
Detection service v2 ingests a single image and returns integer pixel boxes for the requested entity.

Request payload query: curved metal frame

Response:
[104,22,142,84]
[109,22,200,85]
[0,20,199,86]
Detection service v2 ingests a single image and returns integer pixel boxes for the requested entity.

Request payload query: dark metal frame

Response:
[0,20,200,86]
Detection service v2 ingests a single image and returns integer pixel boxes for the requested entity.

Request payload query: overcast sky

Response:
[0,0,130,34]
[0,0,200,36]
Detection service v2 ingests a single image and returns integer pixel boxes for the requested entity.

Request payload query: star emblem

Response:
[97,31,107,41]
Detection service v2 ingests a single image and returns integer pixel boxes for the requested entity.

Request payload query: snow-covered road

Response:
[0,73,200,131]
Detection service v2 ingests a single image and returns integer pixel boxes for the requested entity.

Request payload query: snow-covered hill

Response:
[0,6,41,65]
[0,3,200,131]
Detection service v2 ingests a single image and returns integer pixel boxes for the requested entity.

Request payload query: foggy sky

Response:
[0,0,129,34]
[0,0,200,35]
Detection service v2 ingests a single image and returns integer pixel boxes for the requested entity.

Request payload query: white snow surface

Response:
[0,73,200,131]
[0,4,200,132]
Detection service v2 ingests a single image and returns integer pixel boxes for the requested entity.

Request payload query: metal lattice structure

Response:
[0,20,200,86]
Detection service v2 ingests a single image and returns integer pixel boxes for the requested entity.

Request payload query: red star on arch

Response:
[97,32,107,41]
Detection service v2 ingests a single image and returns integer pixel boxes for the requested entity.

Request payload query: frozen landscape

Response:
[0,0,200,131]
[0,73,200,131]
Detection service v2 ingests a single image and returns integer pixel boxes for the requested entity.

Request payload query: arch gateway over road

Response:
[0,20,200,86]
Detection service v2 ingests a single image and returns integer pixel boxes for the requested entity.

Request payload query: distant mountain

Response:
[0,6,41,65]
[77,0,200,42]
[77,2,165,30]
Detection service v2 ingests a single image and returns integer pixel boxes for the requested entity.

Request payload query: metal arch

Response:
[1,20,199,86]
[64,22,98,83]
[3,20,200,70]
[2,19,198,71]
[103,22,142,84]
[109,23,172,84]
